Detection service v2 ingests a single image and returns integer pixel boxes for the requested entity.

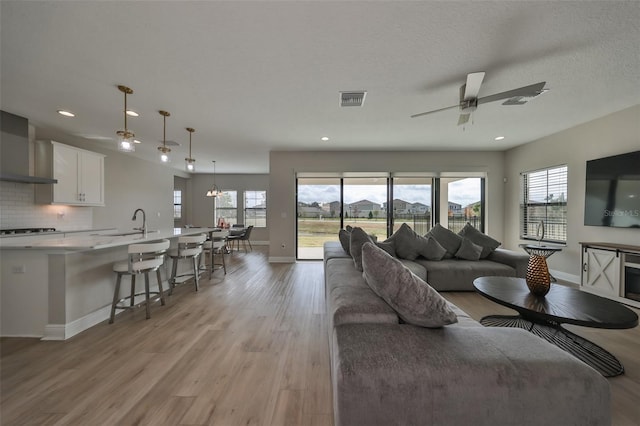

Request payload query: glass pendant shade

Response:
[117,130,135,152]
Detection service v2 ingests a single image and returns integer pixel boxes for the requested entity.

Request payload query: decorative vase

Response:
[526,254,551,296]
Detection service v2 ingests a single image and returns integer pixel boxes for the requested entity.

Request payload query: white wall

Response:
[268,150,506,262]
[504,105,640,283]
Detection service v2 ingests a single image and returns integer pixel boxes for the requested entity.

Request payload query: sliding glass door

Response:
[297,178,341,260]
[343,177,388,240]
[390,177,433,235]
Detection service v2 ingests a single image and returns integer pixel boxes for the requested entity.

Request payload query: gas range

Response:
[0,227,57,235]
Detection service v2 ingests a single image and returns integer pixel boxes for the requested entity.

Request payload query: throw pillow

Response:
[375,240,397,257]
[455,237,483,261]
[422,236,447,261]
[385,223,425,260]
[426,223,463,258]
[349,227,376,271]
[361,242,458,328]
[457,222,501,258]
[338,229,351,255]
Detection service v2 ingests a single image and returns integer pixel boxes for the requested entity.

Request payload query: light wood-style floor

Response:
[1,247,639,426]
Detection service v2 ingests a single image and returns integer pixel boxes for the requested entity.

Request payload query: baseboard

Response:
[268,256,296,263]
[42,304,112,341]
[550,269,580,286]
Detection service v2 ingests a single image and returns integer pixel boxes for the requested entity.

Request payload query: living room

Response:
[1,1,639,425]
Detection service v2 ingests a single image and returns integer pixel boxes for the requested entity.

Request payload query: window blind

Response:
[520,165,568,243]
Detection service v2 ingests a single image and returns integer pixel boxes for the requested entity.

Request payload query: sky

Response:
[297,178,481,207]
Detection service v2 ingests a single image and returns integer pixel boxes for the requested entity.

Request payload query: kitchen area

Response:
[1,110,202,340]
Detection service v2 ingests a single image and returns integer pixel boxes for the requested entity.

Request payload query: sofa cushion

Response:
[413,258,516,291]
[338,229,351,255]
[458,222,501,258]
[350,227,376,271]
[361,243,457,328]
[426,223,463,258]
[332,323,610,426]
[455,237,483,261]
[329,286,399,329]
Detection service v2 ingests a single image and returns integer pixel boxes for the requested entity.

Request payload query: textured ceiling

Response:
[1,1,639,174]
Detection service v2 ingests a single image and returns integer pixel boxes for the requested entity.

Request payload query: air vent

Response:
[340,91,367,107]
[163,140,181,147]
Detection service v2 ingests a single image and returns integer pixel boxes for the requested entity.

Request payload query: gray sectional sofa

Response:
[324,241,611,426]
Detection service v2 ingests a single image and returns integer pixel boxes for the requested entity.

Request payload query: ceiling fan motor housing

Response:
[460,98,478,113]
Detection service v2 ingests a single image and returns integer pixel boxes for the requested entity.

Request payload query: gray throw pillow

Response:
[375,241,396,257]
[385,223,425,260]
[423,236,447,260]
[361,242,458,328]
[455,237,483,261]
[426,223,463,258]
[457,222,501,258]
[349,227,375,271]
[338,229,351,255]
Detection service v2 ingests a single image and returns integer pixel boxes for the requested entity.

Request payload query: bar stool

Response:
[168,234,207,294]
[202,229,229,277]
[110,239,170,323]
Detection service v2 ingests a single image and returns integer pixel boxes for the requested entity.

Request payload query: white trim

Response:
[42,304,113,341]
[268,256,296,263]
[41,324,66,341]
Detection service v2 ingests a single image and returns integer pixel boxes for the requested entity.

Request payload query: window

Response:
[520,165,568,243]
[244,190,267,227]
[173,190,182,220]
[215,190,238,226]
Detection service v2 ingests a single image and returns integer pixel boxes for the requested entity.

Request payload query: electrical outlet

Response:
[12,265,26,274]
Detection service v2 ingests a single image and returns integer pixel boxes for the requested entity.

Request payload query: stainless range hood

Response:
[0,111,57,184]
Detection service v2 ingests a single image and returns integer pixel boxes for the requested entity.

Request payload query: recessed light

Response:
[133,139,142,144]
[126,110,139,117]
[57,110,75,117]
[494,136,505,141]
[321,136,330,141]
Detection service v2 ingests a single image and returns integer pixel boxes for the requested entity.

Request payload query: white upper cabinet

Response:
[35,141,105,206]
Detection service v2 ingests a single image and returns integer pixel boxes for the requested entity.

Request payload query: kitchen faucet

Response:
[132,208,147,237]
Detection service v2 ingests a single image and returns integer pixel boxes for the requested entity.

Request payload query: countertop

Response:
[0,228,215,251]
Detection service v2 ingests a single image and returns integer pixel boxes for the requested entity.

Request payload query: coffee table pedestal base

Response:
[480,315,624,377]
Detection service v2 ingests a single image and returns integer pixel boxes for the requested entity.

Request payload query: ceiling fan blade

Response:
[463,72,485,100]
[410,104,458,118]
[457,114,470,126]
[477,82,546,105]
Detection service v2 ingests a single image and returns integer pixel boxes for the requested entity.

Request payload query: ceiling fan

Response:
[411,72,547,125]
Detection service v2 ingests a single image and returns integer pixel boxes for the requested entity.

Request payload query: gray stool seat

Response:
[168,234,206,294]
[110,239,170,323]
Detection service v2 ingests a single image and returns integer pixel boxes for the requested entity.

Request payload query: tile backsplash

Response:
[0,181,92,230]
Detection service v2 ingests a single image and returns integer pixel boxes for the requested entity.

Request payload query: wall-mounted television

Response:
[584,150,640,228]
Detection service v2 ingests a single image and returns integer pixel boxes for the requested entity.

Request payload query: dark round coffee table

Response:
[473,276,638,377]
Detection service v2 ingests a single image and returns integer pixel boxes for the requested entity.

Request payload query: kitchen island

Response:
[0,228,214,340]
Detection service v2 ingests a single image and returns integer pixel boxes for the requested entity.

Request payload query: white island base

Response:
[1,228,214,340]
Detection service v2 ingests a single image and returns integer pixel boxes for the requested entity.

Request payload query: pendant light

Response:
[158,110,171,162]
[185,127,196,172]
[116,85,135,152]
[206,160,223,197]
